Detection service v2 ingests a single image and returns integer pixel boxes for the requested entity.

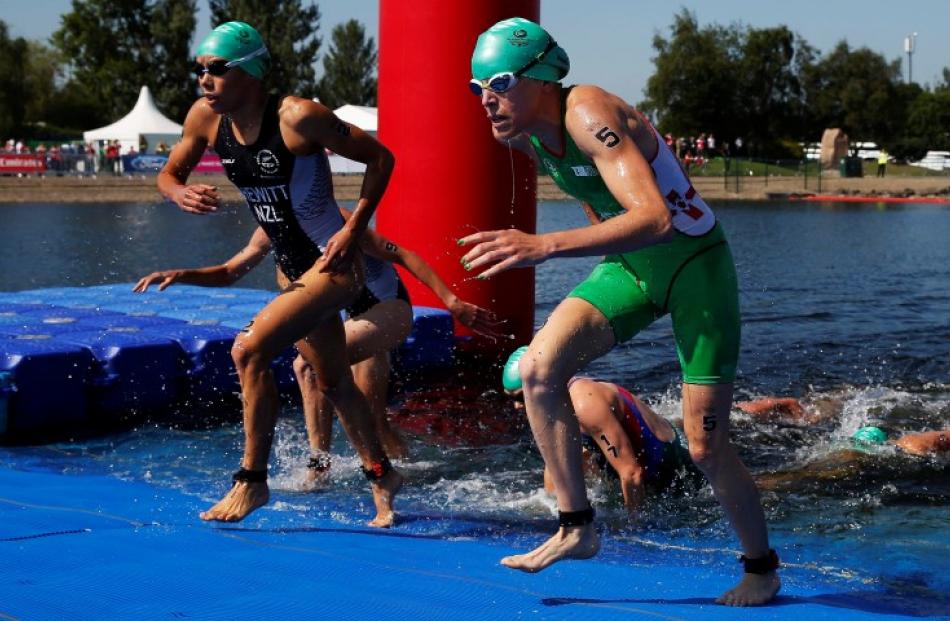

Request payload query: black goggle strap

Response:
[514,37,558,78]
[740,549,780,574]
[558,504,595,528]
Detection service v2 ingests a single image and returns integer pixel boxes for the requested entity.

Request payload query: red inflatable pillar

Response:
[377,1,540,356]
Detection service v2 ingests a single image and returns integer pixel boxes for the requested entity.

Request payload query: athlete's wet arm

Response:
[354,222,506,338]
[132,227,271,292]
[157,100,221,214]
[291,100,394,236]
[543,102,673,259]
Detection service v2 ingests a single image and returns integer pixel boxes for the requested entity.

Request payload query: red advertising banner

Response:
[0,154,47,174]
[193,153,224,174]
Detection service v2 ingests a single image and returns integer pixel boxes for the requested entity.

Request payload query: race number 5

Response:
[595,126,620,148]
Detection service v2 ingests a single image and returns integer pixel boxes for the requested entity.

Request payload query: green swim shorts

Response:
[568,222,740,384]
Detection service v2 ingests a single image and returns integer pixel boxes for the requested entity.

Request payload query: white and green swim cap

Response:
[471,17,569,83]
[196,21,270,80]
[851,426,888,447]
[502,346,529,392]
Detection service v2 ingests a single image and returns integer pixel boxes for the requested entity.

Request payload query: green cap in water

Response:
[196,21,270,80]
[502,346,529,392]
[851,426,887,446]
[471,17,569,83]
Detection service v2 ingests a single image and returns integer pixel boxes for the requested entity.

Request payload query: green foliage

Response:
[209,0,322,98]
[0,21,30,138]
[52,0,197,124]
[316,19,378,108]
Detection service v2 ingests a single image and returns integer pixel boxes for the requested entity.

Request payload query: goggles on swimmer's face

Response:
[468,37,558,96]
[192,46,269,78]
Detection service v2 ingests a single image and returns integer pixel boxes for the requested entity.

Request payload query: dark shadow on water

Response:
[542,588,950,618]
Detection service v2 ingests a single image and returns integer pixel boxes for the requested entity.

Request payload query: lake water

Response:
[1,199,948,605]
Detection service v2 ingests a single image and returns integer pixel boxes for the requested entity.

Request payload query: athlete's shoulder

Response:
[277,95,335,128]
[183,97,221,133]
[564,85,636,149]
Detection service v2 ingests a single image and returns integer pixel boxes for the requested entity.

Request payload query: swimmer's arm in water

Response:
[892,430,950,456]
[345,211,507,339]
[133,227,271,292]
[280,97,394,273]
[570,379,646,514]
[459,91,671,279]
[157,98,221,214]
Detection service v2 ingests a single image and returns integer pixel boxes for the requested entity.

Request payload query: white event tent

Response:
[83,86,183,154]
[318,102,378,174]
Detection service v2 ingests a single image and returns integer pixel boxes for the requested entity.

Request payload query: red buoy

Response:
[377,1,541,354]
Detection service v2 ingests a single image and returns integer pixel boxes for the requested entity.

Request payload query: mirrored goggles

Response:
[192,46,269,78]
[469,72,520,96]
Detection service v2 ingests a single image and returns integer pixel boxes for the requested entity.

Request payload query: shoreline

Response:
[1,173,949,203]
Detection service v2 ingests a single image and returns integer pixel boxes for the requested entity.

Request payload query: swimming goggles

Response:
[468,38,558,95]
[192,46,269,77]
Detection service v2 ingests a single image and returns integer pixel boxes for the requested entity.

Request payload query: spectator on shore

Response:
[877,149,888,178]
[155,141,169,154]
[708,133,716,154]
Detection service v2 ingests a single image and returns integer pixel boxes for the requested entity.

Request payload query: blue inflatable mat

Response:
[0,461,942,621]
[0,285,456,440]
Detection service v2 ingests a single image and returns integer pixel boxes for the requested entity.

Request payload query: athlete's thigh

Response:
[240,265,359,357]
[526,297,616,382]
[668,242,740,385]
[568,257,660,344]
[344,299,413,365]
[294,313,351,386]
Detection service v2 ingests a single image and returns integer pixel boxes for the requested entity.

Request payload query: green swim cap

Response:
[851,426,887,446]
[502,346,529,392]
[196,21,270,80]
[471,17,569,83]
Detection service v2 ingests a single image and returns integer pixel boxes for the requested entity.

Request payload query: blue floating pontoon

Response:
[0,285,455,441]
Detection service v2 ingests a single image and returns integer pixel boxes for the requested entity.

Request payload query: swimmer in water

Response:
[157,21,397,526]
[134,220,505,485]
[460,18,778,604]
[503,347,701,514]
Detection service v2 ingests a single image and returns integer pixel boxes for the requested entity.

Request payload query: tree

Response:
[801,42,903,150]
[52,0,197,124]
[641,10,742,142]
[317,19,377,108]
[0,21,30,138]
[209,0,321,98]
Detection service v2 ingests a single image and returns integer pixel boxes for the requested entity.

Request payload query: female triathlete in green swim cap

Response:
[461,17,780,606]
[160,20,405,529]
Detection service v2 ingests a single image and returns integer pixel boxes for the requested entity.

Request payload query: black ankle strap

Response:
[232,468,267,484]
[558,505,595,528]
[307,453,331,472]
[361,458,392,481]
[741,549,779,574]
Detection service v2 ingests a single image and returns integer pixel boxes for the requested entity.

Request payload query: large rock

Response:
[820,128,850,170]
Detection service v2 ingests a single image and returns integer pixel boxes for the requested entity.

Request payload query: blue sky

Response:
[3,0,946,104]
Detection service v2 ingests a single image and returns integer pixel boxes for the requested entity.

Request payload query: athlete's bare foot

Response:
[500,524,600,573]
[716,571,781,606]
[199,481,269,522]
[368,467,403,528]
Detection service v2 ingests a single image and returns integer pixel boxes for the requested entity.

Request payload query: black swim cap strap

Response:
[361,458,393,481]
[558,505,595,527]
[740,549,780,574]
[232,467,267,484]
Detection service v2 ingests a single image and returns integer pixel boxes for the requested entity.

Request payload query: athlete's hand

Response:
[320,226,358,273]
[133,270,185,292]
[458,229,552,280]
[172,183,220,214]
[447,296,508,341]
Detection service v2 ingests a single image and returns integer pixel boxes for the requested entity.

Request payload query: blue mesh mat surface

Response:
[1,460,944,621]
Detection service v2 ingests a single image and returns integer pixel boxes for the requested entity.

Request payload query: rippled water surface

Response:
[1,199,948,599]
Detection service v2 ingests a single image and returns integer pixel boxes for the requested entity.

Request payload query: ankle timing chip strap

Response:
[307,454,331,472]
[740,549,780,574]
[558,505,595,527]
[361,458,392,481]
[231,468,267,485]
